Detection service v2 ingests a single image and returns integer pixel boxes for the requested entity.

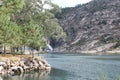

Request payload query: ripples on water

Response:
[42,53,120,80]
[1,53,120,80]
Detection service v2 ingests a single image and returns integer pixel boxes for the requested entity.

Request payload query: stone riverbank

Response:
[0,55,51,75]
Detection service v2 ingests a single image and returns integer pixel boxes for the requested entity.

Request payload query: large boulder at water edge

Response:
[0,55,51,75]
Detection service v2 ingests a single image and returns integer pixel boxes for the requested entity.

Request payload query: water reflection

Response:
[43,53,120,80]
[0,70,50,80]
[49,68,68,80]
[0,68,68,80]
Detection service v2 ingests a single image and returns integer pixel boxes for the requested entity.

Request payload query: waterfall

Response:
[47,44,53,51]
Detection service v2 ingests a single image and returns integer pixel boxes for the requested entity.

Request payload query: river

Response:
[1,53,120,80]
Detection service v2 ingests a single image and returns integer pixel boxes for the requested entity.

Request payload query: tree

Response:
[2,0,24,13]
[0,0,24,55]
[15,0,66,50]
[0,0,66,55]
[21,20,46,53]
[0,14,11,54]
[0,15,22,54]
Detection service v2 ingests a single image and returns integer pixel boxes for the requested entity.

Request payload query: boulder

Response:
[0,56,51,75]
[0,66,3,74]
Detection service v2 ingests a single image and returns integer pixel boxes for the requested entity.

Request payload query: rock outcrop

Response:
[54,0,120,53]
[0,56,51,75]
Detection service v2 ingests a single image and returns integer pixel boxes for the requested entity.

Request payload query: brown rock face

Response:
[55,0,120,53]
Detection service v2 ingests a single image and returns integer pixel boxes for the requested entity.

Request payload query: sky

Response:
[52,0,92,8]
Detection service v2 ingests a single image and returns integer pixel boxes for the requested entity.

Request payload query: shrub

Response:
[77,38,86,45]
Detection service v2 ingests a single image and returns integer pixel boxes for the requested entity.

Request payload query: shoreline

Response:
[0,55,51,75]
[51,50,120,55]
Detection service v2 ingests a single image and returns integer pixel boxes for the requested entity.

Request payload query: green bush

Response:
[113,41,120,48]
[99,34,114,43]
[78,38,86,45]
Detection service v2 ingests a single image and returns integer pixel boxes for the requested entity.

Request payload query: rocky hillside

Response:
[54,0,120,53]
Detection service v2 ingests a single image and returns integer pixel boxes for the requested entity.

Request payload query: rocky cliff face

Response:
[55,0,120,53]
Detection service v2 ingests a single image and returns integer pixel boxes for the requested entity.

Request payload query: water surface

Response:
[1,53,120,80]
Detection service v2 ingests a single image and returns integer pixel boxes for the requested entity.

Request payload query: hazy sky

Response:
[52,0,92,8]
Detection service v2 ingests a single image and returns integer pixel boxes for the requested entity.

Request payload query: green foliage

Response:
[99,34,114,43]
[0,0,66,53]
[21,0,66,41]
[21,20,46,49]
[50,3,62,14]
[100,35,107,43]
[88,0,111,13]
[0,16,22,53]
[78,38,86,45]
[55,7,72,19]
[113,41,120,49]
[0,0,24,14]
[61,7,73,14]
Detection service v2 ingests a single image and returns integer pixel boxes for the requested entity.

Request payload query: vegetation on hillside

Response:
[54,0,120,52]
[0,0,66,55]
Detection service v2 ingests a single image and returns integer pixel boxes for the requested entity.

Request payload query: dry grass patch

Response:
[0,54,32,62]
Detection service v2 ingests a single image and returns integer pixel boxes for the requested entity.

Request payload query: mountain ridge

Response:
[54,0,120,53]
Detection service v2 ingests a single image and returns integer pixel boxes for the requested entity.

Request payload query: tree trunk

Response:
[16,47,19,52]
[11,47,13,53]
[23,45,25,54]
[20,47,23,54]
[11,47,15,55]
[32,50,34,58]
[21,45,25,54]
[2,45,6,56]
